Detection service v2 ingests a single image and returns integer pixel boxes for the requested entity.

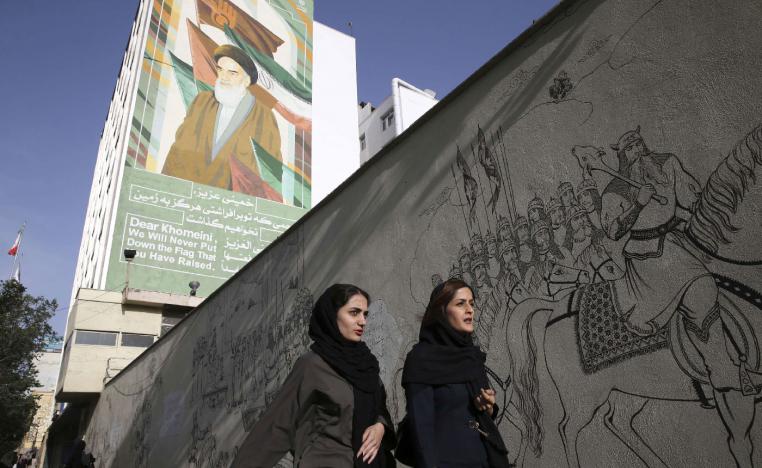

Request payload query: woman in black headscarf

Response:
[232,284,395,468]
[399,278,510,467]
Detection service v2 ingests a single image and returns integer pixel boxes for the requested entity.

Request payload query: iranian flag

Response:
[7,228,22,256]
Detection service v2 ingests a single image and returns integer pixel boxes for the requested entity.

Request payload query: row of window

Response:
[359,110,396,151]
[74,330,156,348]
[381,110,395,131]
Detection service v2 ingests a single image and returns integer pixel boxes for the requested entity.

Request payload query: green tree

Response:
[0,280,58,460]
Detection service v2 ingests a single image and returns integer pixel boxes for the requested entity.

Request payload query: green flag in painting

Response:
[263,0,313,83]
[169,52,213,110]
[251,138,283,195]
[225,25,312,103]
[169,52,198,108]
[251,139,312,207]
[292,178,311,208]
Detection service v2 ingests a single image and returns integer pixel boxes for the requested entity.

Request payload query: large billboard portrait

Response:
[106,0,313,296]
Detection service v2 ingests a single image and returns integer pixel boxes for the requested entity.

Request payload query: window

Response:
[381,111,394,131]
[161,310,187,337]
[121,333,156,348]
[359,133,366,150]
[75,330,117,346]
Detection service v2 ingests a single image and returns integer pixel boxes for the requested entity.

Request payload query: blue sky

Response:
[0,0,557,335]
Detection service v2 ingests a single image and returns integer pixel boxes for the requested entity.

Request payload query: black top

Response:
[406,382,489,468]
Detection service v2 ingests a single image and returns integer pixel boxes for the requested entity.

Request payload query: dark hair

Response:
[327,283,370,311]
[421,278,473,328]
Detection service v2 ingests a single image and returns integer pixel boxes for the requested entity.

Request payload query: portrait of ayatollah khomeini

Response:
[162,44,282,201]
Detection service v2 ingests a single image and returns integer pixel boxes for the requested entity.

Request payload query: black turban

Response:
[213,44,258,84]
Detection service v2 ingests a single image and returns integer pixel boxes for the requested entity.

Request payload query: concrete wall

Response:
[81,0,762,466]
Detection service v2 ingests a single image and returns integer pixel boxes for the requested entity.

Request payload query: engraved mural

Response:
[81,1,762,466]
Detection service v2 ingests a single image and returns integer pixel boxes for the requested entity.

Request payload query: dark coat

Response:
[405,382,489,468]
[232,351,394,467]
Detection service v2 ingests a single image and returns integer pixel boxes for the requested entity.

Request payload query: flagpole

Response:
[9,255,17,281]
[13,253,22,282]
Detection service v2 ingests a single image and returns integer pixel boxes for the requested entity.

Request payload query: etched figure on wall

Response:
[438,117,762,468]
[500,124,762,468]
[547,197,567,251]
[497,215,513,244]
[564,205,592,261]
[484,231,502,280]
[527,195,547,225]
[577,178,603,235]
[524,219,567,296]
[513,216,534,267]
[496,236,527,298]
[600,126,742,387]
[470,232,486,261]
[472,253,501,351]
[458,244,475,286]
[557,181,578,216]
[162,45,283,200]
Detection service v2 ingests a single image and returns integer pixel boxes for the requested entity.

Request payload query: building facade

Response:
[70,0,358,302]
[15,341,63,467]
[358,78,438,164]
[51,1,360,461]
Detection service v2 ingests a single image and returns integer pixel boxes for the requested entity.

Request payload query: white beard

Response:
[214,80,247,108]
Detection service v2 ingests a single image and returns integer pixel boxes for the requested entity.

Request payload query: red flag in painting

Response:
[186,19,220,86]
[229,155,283,203]
[195,0,283,57]
[7,231,21,256]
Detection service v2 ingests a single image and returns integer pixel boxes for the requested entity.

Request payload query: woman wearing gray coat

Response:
[231,284,395,468]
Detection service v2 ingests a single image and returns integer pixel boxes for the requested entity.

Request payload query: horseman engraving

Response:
[501,125,762,468]
[437,122,762,468]
[583,127,759,395]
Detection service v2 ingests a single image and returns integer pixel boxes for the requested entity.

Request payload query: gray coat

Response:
[232,351,392,467]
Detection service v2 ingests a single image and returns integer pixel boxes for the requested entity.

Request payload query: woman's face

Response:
[445,287,475,333]
[336,293,369,342]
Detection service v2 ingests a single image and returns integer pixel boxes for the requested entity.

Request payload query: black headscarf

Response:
[309,284,388,467]
[402,283,488,386]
